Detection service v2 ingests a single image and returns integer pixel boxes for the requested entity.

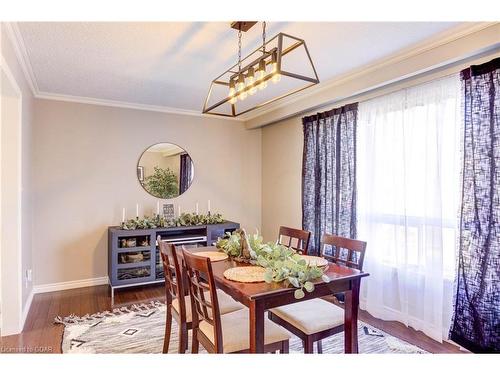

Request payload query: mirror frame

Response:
[136,142,195,199]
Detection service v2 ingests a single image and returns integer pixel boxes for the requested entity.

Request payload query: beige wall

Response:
[1,22,35,328]
[32,99,261,286]
[261,117,302,242]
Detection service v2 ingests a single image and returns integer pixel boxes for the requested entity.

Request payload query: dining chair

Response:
[182,249,291,354]
[268,234,367,353]
[158,237,244,353]
[277,226,311,254]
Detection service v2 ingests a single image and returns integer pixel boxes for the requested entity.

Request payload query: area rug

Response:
[55,301,427,354]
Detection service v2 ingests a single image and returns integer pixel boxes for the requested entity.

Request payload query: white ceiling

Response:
[16,22,462,114]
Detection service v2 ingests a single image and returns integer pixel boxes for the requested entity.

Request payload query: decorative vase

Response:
[234,228,253,263]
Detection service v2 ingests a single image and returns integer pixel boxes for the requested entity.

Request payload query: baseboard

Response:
[33,276,109,294]
[21,290,34,330]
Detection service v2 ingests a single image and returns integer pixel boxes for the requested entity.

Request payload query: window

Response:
[357,75,461,341]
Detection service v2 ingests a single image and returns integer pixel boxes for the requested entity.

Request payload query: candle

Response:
[178,205,181,217]
[122,208,125,223]
[196,202,199,215]
[208,200,211,213]
[136,203,139,218]
[157,201,160,215]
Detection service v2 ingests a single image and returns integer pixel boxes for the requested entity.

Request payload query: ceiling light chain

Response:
[238,29,242,72]
[262,21,266,54]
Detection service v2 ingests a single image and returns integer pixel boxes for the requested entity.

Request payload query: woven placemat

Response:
[195,251,229,262]
[223,266,266,283]
[299,255,329,268]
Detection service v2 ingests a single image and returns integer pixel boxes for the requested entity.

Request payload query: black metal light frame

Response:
[202,32,320,117]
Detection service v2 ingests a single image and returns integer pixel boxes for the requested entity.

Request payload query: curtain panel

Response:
[357,75,461,342]
[302,103,358,255]
[179,153,193,194]
[450,57,500,353]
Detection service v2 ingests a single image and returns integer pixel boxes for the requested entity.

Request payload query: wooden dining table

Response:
[183,246,369,353]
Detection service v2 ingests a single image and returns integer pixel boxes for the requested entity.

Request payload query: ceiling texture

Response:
[16,22,463,117]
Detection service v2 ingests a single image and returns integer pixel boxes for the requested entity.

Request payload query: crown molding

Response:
[35,91,244,121]
[239,22,499,122]
[3,22,40,95]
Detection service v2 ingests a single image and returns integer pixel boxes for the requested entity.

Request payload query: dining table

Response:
[184,245,369,354]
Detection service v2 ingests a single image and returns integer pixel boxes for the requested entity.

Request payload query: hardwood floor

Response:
[0,284,464,354]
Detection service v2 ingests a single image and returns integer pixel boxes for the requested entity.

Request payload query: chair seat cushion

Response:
[199,308,291,353]
[270,299,344,335]
[172,290,243,323]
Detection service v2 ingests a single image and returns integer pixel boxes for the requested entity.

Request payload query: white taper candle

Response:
[122,208,125,222]
[208,200,211,212]
[136,203,139,218]
[157,201,160,215]
[196,202,199,215]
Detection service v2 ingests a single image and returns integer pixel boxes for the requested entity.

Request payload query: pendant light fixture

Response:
[202,21,319,117]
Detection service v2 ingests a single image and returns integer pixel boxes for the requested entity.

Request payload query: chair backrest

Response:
[277,226,311,254]
[182,249,223,352]
[158,237,187,319]
[320,234,367,270]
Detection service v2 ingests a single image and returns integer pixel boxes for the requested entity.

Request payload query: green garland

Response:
[172,212,224,227]
[216,230,330,299]
[121,212,224,230]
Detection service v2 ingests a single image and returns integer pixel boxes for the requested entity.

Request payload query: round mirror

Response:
[137,143,194,199]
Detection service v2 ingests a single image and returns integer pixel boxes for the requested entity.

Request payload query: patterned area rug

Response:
[55,301,427,354]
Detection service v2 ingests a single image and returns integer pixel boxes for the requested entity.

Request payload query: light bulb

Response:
[228,80,237,104]
[256,59,267,90]
[271,52,281,83]
[246,67,257,95]
[272,71,281,83]
[238,90,247,101]
[236,74,245,92]
[228,80,236,98]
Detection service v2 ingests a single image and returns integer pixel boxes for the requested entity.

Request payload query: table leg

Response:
[249,300,265,353]
[344,279,360,353]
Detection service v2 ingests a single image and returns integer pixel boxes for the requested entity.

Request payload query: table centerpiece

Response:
[216,229,330,299]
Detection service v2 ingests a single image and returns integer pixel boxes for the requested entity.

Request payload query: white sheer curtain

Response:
[357,75,461,342]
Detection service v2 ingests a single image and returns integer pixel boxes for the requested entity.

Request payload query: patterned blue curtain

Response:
[302,103,358,255]
[449,57,500,353]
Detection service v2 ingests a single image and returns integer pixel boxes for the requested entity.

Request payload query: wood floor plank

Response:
[0,284,464,354]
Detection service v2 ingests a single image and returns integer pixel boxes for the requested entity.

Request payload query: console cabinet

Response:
[107,221,239,301]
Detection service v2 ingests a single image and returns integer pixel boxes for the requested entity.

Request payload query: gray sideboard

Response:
[107,221,240,302]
